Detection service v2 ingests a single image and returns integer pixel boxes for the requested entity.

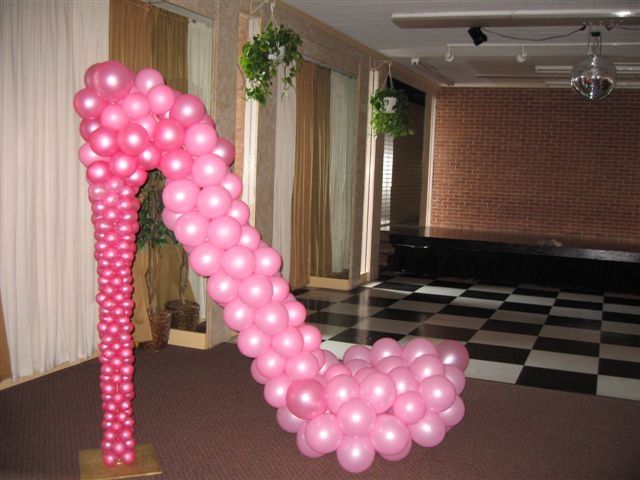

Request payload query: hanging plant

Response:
[370,88,414,138]
[239,22,303,105]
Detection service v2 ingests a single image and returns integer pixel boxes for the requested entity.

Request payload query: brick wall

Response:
[431,88,640,240]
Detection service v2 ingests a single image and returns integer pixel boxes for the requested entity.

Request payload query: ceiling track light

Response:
[444,46,455,62]
[571,31,617,100]
[516,45,528,63]
[468,27,488,46]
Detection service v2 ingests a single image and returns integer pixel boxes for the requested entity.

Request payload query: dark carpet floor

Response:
[1,343,638,479]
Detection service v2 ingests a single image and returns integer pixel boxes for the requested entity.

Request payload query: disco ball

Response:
[570,54,617,100]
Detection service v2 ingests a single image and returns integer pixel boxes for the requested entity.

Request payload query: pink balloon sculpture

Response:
[75,62,469,472]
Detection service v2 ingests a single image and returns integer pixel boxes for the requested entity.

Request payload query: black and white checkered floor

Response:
[296,276,640,401]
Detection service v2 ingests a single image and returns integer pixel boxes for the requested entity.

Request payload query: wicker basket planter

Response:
[140,310,172,351]
[165,300,200,331]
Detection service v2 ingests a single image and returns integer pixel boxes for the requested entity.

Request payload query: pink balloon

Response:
[410,354,445,381]
[360,372,397,414]
[419,375,456,413]
[439,395,465,428]
[117,123,149,156]
[200,114,215,127]
[344,359,370,376]
[124,167,148,188]
[87,161,111,184]
[444,365,466,395]
[207,216,242,250]
[250,359,268,384]
[298,324,322,352]
[325,374,360,413]
[388,366,419,395]
[170,94,205,127]
[220,244,255,280]
[100,104,129,131]
[323,363,351,380]
[437,340,470,372]
[80,118,102,142]
[379,438,412,462]
[134,68,165,95]
[93,61,133,102]
[90,127,119,157]
[408,411,446,447]
[370,414,410,456]
[189,242,222,277]
[270,277,290,303]
[173,211,209,246]
[184,123,218,156]
[222,298,255,331]
[264,374,291,408]
[320,350,339,374]
[137,144,162,171]
[370,338,403,366]
[84,62,102,89]
[271,326,304,358]
[212,137,235,166]
[283,301,306,327]
[305,413,343,454]
[403,338,438,363]
[197,185,232,219]
[162,179,200,213]
[393,391,426,425]
[109,152,138,179]
[337,436,376,473]
[254,247,282,276]
[254,301,288,335]
[191,154,228,187]
[147,84,175,115]
[257,350,287,380]
[296,425,324,458]
[238,274,272,309]
[337,398,376,437]
[285,351,320,381]
[237,325,271,358]
[73,87,107,119]
[276,407,305,433]
[122,92,150,120]
[159,149,193,180]
[376,355,407,374]
[286,378,326,420]
[134,114,157,138]
[239,225,261,250]
[153,119,185,151]
[227,200,250,225]
[343,344,371,364]
[220,172,243,199]
[79,143,107,167]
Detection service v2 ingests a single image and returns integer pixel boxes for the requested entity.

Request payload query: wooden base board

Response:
[308,276,353,291]
[79,444,161,480]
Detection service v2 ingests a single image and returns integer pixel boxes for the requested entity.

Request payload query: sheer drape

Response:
[329,72,356,274]
[310,67,333,277]
[273,65,297,281]
[188,20,213,320]
[0,293,10,381]
[0,0,108,378]
[290,61,315,290]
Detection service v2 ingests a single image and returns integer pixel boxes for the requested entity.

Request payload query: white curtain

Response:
[329,71,356,273]
[187,19,213,321]
[0,0,108,378]
[272,65,297,281]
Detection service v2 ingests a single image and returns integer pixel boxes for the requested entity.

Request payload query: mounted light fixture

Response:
[468,27,487,46]
[444,46,455,62]
[516,46,528,63]
[571,31,617,100]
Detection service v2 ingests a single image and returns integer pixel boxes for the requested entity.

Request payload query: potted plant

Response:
[370,88,414,138]
[135,170,175,351]
[239,22,303,105]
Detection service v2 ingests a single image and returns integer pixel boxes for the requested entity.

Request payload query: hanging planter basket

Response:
[239,23,303,105]
[370,88,414,138]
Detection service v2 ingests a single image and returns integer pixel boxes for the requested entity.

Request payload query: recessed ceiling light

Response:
[615,10,632,17]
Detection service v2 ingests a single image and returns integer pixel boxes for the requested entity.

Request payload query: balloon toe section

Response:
[76,61,469,472]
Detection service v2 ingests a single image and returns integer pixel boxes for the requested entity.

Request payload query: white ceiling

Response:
[285,0,640,88]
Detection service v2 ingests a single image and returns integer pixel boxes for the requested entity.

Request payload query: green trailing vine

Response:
[239,22,303,105]
[369,88,414,138]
